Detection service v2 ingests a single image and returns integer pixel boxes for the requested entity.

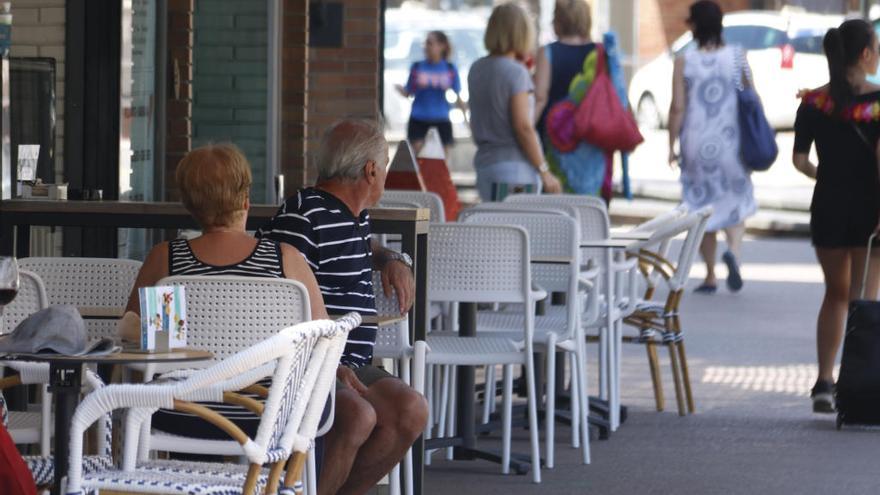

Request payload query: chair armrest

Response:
[240,384,270,399]
[0,361,49,385]
[531,284,548,302]
[222,392,264,415]
[172,399,251,445]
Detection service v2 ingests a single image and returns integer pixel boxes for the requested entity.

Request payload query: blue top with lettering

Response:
[406,60,461,122]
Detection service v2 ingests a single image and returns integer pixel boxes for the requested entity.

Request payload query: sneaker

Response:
[722,251,743,292]
[810,380,835,413]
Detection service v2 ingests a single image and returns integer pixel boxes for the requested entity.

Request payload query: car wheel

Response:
[637,94,662,130]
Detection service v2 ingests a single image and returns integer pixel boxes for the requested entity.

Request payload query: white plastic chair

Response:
[414,223,543,483]
[382,190,446,223]
[623,207,712,416]
[19,257,142,340]
[460,210,600,467]
[0,269,51,454]
[140,275,312,457]
[66,315,359,495]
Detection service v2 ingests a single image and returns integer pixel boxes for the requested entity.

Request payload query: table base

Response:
[48,362,83,495]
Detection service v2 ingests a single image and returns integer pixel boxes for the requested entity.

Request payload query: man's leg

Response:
[318,388,377,495]
[338,376,428,495]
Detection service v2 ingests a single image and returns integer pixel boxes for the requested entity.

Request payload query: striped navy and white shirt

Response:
[257,187,377,368]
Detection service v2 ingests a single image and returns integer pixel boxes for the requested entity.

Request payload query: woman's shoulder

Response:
[799,85,880,122]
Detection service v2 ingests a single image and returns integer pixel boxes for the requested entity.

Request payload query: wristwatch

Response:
[386,251,413,269]
[537,163,550,174]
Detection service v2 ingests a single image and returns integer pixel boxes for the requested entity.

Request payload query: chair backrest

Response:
[505,192,607,212]
[19,257,142,340]
[458,202,578,222]
[157,275,311,361]
[382,189,445,223]
[371,271,410,354]
[428,223,530,305]
[461,211,581,339]
[1,270,48,333]
[646,206,713,292]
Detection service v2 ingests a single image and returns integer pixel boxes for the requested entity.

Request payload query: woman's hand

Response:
[395,84,408,97]
[541,170,563,194]
[668,149,679,169]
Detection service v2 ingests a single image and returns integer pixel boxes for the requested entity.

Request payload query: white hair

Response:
[316,119,388,182]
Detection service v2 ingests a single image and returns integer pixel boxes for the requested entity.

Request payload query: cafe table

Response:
[3,348,213,495]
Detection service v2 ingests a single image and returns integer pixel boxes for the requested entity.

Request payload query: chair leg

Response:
[306,448,317,495]
[446,366,457,460]
[570,353,580,449]
[646,340,664,412]
[243,463,263,495]
[598,326,609,401]
[389,463,401,495]
[424,364,434,466]
[666,341,686,416]
[575,342,591,465]
[545,337,556,469]
[264,460,286,495]
[501,364,513,475]
[282,452,307,495]
[482,364,495,424]
[677,339,696,414]
[525,357,542,484]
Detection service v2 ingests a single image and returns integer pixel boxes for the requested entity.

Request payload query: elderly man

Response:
[257,119,428,495]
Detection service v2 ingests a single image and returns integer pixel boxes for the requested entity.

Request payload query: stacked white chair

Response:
[414,223,543,483]
[19,257,142,340]
[65,315,359,495]
[623,207,712,415]
[500,194,639,430]
[460,210,600,467]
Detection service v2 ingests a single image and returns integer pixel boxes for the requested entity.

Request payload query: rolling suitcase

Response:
[836,234,880,429]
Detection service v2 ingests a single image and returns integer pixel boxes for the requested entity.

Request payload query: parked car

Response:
[628,10,841,130]
[383,7,488,141]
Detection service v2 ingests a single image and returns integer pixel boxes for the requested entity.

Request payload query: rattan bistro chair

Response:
[65,315,358,495]
[623,207,712,416]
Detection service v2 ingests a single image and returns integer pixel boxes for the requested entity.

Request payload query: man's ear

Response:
[364,160,377,183]
[243,196,250,211]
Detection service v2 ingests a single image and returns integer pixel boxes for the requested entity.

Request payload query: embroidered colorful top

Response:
[800,89,880,122]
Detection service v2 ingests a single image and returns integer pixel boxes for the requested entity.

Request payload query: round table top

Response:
[2,348,213,365]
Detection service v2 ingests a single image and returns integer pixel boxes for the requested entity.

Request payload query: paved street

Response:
[424,236,880,494]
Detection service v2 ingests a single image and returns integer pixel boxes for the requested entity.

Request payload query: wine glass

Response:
[0,256,20,313]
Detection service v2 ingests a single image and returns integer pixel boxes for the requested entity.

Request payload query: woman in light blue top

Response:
[468,3,561,201]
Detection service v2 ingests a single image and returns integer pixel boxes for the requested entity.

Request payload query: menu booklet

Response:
[138,285,187,352]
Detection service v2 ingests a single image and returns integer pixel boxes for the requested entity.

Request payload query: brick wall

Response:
[165,0,194,201]
[10,0,65,183]
[192,0,269,202]
[303,0,380,186]
[280,0,308,194]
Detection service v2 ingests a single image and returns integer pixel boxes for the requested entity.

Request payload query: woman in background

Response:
[668,0,756,294]
[793,19,880,413]
[396,30,464,156]
[534,0,630,202]
[468,2,561,201]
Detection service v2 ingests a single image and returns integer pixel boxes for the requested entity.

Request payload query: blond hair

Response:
[175,143,252,228]
[484,2,535,57]
[554,0,591,38]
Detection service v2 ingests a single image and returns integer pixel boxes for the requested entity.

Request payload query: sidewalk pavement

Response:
[423,236,880,494]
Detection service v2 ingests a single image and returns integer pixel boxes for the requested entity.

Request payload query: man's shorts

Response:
[335,364,394,390]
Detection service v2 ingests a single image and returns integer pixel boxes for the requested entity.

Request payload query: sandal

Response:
[722,251,743,292]
[694,283,717,294]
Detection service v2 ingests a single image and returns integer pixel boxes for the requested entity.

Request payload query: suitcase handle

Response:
[860,233,878,300]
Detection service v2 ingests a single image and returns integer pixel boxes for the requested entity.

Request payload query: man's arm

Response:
[371,241,415,315]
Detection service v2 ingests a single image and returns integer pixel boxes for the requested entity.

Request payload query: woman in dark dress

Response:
[793,19,880,414]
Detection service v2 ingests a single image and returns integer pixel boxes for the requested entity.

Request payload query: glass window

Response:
[723,26,787,50]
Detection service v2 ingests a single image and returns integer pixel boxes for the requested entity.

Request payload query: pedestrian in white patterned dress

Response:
[668,0,757,294]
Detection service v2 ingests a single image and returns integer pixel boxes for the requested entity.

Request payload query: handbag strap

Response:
[594,43,606,76]
[860,233,877,300]
[733,46,752,92]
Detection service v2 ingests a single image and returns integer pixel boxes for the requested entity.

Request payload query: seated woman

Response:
[122,143,327,439]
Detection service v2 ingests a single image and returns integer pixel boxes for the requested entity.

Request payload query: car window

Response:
[724,25,787,50]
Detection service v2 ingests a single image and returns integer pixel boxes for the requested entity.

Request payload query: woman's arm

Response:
[533,46,551,124]
[281,244,328,319]
[792,152,817,179]
[510,91,562,193]
[124,242,170,315]
[667,56,686,166]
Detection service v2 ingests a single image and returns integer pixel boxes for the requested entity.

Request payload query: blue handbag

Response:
[735,47,777,171]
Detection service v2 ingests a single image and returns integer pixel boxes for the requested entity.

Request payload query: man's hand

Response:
[381,260,415,315]
[540,170,563,194]
[337,366,368,395]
